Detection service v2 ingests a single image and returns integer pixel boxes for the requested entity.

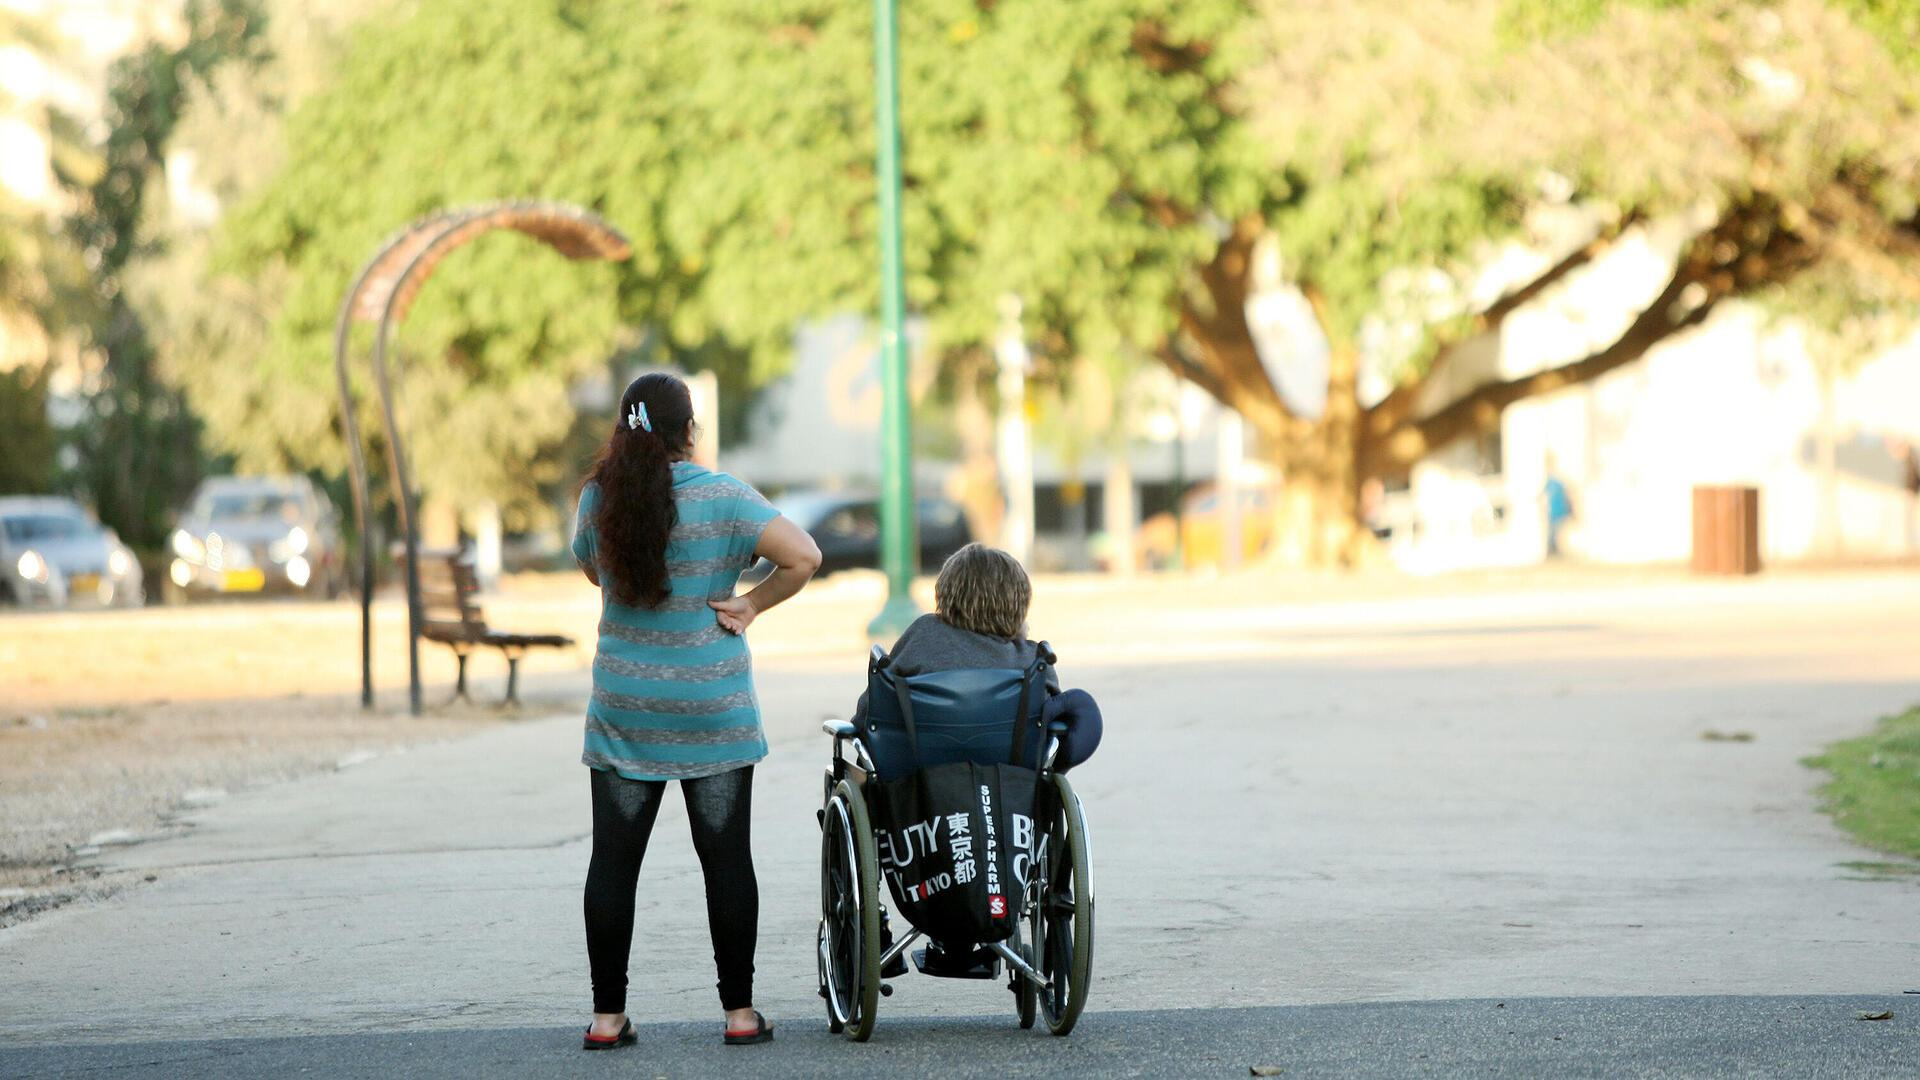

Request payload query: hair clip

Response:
[627,402,652,432]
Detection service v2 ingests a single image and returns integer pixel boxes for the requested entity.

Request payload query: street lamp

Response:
[867,0,920,638]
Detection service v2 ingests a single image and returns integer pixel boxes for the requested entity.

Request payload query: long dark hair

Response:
[584,372,695,607]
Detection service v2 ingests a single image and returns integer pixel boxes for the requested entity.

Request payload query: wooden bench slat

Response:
[483,632,575,649]
[400,549,573,704]
[419,586,465,609]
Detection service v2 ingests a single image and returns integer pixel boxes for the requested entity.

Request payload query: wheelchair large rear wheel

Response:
[818,780,882,1041]
[1032,772,1094,1035]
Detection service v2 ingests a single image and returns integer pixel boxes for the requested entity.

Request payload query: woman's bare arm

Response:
[709,515,821,634]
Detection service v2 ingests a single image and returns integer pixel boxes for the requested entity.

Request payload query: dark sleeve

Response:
[852,688,870,726]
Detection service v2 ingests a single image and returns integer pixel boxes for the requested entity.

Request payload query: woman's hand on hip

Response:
[709,595,757,635]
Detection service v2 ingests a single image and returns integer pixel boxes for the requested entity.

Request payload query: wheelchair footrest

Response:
[912,944,1000,979]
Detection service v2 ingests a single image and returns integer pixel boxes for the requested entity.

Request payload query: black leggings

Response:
[584,765,757,1014]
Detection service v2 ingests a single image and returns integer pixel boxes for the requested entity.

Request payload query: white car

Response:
[0,496,145,609]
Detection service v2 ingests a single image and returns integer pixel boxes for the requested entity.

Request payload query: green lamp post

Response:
[867,0,921,639]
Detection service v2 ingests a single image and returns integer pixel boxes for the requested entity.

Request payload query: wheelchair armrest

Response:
[1047,719,1070,734]
[822,718,858,739]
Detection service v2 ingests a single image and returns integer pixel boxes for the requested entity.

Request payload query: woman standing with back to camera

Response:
[572,373,820,1051]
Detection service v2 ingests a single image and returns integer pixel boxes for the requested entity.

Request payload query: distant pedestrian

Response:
[572,372,821,1051]
[1542,459,1574,559]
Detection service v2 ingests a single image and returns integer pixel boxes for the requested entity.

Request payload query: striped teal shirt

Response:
[572,464,779,781]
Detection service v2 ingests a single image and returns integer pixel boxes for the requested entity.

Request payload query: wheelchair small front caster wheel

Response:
[880,983,893,997]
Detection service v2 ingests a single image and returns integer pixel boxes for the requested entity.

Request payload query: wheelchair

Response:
[816,643,1095,1041]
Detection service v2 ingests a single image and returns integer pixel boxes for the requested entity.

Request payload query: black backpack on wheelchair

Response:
[860,645,1052,945]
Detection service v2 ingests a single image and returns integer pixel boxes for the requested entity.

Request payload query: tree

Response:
[60,0,265,549]
[0,201,85,494]
[129,0,394,489]
[205,0,1920,562]
[0,8,96,494]
[1184,0,1920,561]
[206,0,1263,528]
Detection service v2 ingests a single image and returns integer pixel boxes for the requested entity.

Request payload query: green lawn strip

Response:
[1806,706,1920,862]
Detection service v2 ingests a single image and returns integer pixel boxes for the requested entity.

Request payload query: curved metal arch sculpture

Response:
[334,200,633,715]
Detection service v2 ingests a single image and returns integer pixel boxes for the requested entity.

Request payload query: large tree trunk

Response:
[1266,322,1366,566]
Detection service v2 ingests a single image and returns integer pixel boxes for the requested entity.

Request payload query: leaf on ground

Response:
[1250,1067,1285,1076]
[1701,730,1755,742]
[1854,1010,1894,1020]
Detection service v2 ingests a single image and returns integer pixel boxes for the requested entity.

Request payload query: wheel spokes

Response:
[820,800,865,1025]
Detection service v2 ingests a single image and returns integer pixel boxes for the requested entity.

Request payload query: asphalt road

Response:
[2,998,1914,1079]
[3,570,1919,1076]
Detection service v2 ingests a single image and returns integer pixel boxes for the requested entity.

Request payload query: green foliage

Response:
[1495,0,1697,45]
[1833,0,1920,66]
[172,0,1920,537]
[0,366,57,494]
[1808,706,1920,860]
[208,0,1266,519]
[0,10,94,350]
[131,0,393,484]
[61,0,263,549]
[1249,0,1920,363]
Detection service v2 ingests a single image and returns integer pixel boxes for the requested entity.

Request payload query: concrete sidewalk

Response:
[3,570,1919,1053]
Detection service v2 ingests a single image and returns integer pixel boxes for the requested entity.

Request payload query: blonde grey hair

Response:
[934,543,1031,640]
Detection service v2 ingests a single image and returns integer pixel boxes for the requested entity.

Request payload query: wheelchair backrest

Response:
[862,660,1049,781]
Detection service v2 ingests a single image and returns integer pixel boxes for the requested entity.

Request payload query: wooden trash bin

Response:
[1690,486,1761,575]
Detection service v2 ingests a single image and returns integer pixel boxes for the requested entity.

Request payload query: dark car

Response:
[166,476,346,602]
[741,491,973,583]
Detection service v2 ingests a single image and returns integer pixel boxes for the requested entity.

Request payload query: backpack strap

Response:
[892,669,922,769]
[1008,643,1052,767]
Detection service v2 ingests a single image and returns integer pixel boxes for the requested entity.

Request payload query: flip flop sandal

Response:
[582,1018,636,1050]
[723,1010,774,1046]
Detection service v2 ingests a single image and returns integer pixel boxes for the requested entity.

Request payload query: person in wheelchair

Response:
[855,543,1101,980]
[854,543,1101,774]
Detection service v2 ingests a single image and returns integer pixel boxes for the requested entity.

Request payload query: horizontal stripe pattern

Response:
[574,462,778,782]
[608,592,732,614]
[669,519,744,543]
[598,619,732,650]
[592,685,755,716]
[673,555,755,577]
[581,749,765,779]
[585,714,763,746]
[593,650,753,683]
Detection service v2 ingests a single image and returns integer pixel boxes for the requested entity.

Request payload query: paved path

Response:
[3,570,1918,1074]
[3,998,1913,1079]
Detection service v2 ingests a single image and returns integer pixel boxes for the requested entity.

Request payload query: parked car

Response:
[741,491,973,583]
[166,475,346,602]
[1137,482,1277,570]
[0,496,144,608]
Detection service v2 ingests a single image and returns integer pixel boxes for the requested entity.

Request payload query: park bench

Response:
[411,549,573,706]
